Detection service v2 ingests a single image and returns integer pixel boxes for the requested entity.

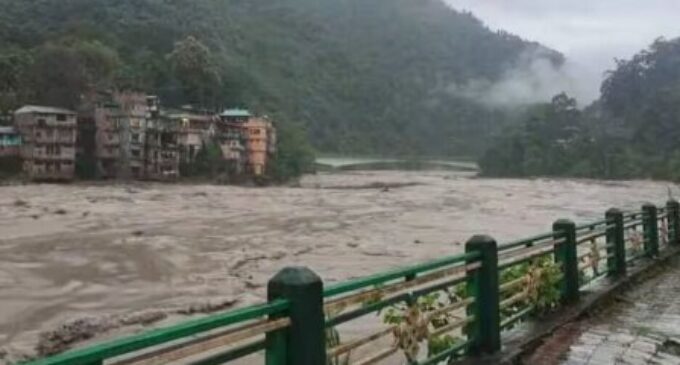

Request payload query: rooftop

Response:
[220,109,251,118]
[15,105,77,115]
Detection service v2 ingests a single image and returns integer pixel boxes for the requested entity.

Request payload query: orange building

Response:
[243,116,275,176]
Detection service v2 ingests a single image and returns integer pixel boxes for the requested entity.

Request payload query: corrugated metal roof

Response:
[15,105,77,115]
[220,109,251,117]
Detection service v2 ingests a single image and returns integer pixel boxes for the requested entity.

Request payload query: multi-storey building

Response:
[217,109,277,176]
[93,100,124,178]
[145,107,180,180]
[218,109,249,174]
[14,106,77,180]
[242,116,276,176]
[171,110,217,164]
[112,92,148,179]
[92,92,180,180]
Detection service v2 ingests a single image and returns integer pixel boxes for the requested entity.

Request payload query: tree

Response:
[268,123,316,182]
[192,139,226,177]
[479,93,591,177]
[27,39,120,109]
[0,47,32,114]
[167,36,222,108]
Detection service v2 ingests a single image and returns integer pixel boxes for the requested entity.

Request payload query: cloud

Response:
[444,0,680,104]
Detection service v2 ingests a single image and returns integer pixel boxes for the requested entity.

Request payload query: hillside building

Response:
[242,116,276,176]
[91,92,179,180]
[218,109,250,174]
[171,111,218,164]
[145,109,180,180]
[14,106,77,180]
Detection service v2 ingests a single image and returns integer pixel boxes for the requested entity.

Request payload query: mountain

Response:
[0,0,563,157]
[479,37,680,181]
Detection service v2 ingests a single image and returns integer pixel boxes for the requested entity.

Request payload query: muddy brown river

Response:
[0,170,675,363]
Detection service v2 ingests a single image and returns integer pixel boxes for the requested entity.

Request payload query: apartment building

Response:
[14,106,77,180]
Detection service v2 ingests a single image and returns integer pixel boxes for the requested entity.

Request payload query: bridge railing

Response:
[23,199,680,365]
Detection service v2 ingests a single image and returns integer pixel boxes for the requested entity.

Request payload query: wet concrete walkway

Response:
[525,258,680,365]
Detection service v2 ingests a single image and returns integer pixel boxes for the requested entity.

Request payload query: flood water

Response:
[0,170,675,362]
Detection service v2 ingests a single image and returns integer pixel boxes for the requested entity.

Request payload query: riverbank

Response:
[0,170,676,362]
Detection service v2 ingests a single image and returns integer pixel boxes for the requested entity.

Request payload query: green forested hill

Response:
[479,37,680,181]
[0,0,561,156]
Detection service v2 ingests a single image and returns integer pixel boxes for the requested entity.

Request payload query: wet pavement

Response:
[525,257,680,365]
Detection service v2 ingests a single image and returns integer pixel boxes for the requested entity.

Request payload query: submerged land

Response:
[0,169,675,362]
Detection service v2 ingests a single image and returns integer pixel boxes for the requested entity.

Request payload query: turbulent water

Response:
[0,170,675,362]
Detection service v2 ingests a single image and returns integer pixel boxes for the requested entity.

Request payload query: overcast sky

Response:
[443,0,680,102]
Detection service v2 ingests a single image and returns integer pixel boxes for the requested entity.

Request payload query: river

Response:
[0,170,675,362]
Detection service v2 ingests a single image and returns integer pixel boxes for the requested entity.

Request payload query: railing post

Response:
[666,199,680,246]
[642,203,659,257]
[267,267,326,365]
[465,235,500,355]
[552,219,579,304]
[606,208,626,277]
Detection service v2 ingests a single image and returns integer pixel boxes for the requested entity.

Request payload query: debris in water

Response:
[322,182,421,190]
[13,199,29,207]
[119,311,167,326]
[177,298,239,315]
[36,317,114,356]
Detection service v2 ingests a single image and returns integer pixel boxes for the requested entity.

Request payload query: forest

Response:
[480,37,680,181]
[0,0,561,159]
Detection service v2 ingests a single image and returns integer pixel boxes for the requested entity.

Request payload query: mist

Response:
[448,50,600,107]
[443,0,680,108]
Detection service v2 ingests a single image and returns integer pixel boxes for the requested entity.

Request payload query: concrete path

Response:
[525,258,680,365]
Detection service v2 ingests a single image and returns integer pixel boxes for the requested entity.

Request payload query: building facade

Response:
[91,92,180,180]
[14,106,77,180]
[172,111,217,164]
[243,117,276,176]
[0,126,21,157]
[145,111,180,180]
[218,109,250,174]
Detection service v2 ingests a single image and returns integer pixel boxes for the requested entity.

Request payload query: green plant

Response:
[382,289,467,363]
[325,306,351,365]
[499,257,562,329]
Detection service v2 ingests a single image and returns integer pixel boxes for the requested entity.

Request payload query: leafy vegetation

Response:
[382,286,467,363]
[481,37,680,181]
[0,0,560,158]
[267,123,316,183]
[499,257,561,324]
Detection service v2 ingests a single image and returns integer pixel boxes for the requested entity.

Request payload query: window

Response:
[56,114,66,122]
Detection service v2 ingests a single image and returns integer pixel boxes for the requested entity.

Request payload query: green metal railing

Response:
[23,199,680,365]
